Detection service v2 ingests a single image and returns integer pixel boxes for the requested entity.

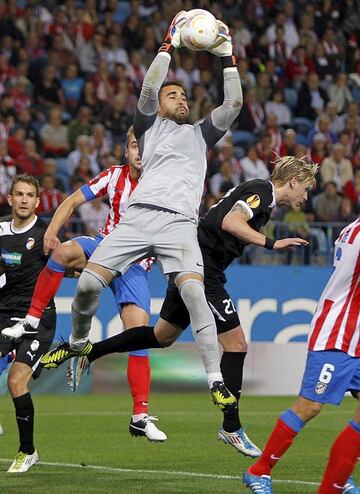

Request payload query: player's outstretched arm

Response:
[134,12,189,139]
[205,22,243,137]
[222,203,309,250]
[43,188,87,255]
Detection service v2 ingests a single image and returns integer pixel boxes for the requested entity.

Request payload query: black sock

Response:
[13,392,35,454]
[89,326,162,362]
[220,352,247,432]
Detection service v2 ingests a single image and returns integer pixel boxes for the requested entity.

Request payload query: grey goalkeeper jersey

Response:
[131,52,242,222]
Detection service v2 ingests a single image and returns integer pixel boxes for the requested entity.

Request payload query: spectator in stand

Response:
[334,196,358,225]
[263,113,282,155]
[268,26,292,67]
[236,87,265,133]
[16,139,45,177]
[126,49,146,95]
[328,73,354,115]
[313,181,342,222]
[231,18,252,60]
[256,133,274,170]
[266,10,299,53]
[102,32,129,74]
[322,101,344,136]
[217,141,243,180]
[101,93,132,145]
[0,140,16,216]
[338,131,354,160]
[188,83,211,124]
[37,173,64,217]
[176,55,200,93]
[279,129,297,157]
[240,145,269,182]
[43,158,65,193]
[67,106,93,150]
[34,64,65,113]
[90,123,111,170]
[91,60,115,104]
[7,125,26,159]
[309,133,329,166]
[210,159,240,201]
[320,143,354,193]
[298,12,318,51]
[60,63,85,116]
[9,76,31,114]
[79,196,110,237]
[76,30,104,75]
[71,155,94,184]
[285,45,316,89]
[255,72,273,106]
[321,26,342,73]
[68,135,99,177]
[307,113,337,147]
[296,73,329,121]
[79,81,102,119]
[237,58,256,90]
[24,31,46,62]
[40,106,70,158]
[283,204,317,265]
[313,42,336,81]
[343,115,360,157]
[264,88,291,127]
[339,101,360,132]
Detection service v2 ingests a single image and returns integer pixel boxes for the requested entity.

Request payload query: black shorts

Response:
[0,309,56,379]
[160,264,240,334]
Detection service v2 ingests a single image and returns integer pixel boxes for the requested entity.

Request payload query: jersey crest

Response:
[246,194,261,209]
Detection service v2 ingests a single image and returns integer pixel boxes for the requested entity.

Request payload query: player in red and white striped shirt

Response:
[243,217,360,494]
[2,127,166,442]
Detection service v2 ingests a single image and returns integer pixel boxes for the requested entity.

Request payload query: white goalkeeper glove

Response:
[158,10,190,53]
[206,20,233,58]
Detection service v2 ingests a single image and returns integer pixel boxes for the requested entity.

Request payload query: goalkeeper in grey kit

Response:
[41,13,242,412]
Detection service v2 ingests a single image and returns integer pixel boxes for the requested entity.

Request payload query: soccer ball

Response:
[180,9,218,51]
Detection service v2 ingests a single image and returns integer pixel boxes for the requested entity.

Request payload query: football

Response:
[180,9,218,51]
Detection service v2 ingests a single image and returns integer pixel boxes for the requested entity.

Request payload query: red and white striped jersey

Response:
[81,165,153,272]
[308,218,360,356]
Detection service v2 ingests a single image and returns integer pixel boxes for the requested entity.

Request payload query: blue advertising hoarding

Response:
[54,264,332,344]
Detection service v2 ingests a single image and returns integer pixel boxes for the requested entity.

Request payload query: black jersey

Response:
[0,216,54,316]
[198,179,275,270]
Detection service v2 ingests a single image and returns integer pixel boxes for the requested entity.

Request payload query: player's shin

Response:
[13,393,35,454]
[88,326,162,362]
[127,351,151,415]
[178,279,222,387]
[70,269,108,349]
[317,421,360,494]
[220,351,246,431]
[27,260,65,328]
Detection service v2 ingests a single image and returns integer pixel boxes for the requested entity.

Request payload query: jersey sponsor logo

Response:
[26,237,35,250]
[1,251,22,265]
[315,381,327,395]
[335,247,342,261]
[246,195,260,209]
[30,340,40,352]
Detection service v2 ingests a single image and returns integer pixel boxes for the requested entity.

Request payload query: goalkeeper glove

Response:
[158,10,189,53]
[206,21,236,66]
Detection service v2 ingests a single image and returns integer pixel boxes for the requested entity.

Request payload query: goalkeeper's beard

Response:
[173,108,189,124]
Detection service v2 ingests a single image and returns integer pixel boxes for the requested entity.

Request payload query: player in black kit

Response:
[50,156,318,457]
[0,175,56,473]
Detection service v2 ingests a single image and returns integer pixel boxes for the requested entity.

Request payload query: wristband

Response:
[221,55,237,69]
[264,237,275,250]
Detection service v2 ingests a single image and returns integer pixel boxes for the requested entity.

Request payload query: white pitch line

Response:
[0,458,319,486]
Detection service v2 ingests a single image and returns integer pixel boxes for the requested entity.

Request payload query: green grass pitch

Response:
[0,393,357,493]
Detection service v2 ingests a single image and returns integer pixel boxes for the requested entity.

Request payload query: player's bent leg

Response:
[2,241,87,340]
[7,362,39,473]
[291,396,323,423]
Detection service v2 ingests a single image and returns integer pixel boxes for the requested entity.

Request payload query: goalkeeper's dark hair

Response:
[9,175,40,197]
[159,80,187,97]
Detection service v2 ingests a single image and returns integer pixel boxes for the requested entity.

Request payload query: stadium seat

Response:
[232,130,256,146]
[290,117,314,135]
[284,88,298,110]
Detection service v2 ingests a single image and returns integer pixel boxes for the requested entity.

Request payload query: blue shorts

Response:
[299,350,360,405]
[73,235,150,315]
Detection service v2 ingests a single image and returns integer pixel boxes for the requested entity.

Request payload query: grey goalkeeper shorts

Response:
[89,205,204,276]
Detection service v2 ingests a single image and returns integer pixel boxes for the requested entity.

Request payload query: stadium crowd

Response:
[0,0,359,252]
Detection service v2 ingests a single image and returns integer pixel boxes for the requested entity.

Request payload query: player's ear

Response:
[35,196,40,209]
[289,177,297,189]
[125,147,128,159]
[7,194,13,207]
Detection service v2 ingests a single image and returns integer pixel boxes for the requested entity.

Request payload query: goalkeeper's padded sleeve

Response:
[211,67,243,132]
[137,52,171,117]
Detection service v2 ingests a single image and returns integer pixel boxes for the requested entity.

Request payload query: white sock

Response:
[25,315,40,329]
[69,334,89,350]
[207,372,224,388]
[132,413,148,422]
